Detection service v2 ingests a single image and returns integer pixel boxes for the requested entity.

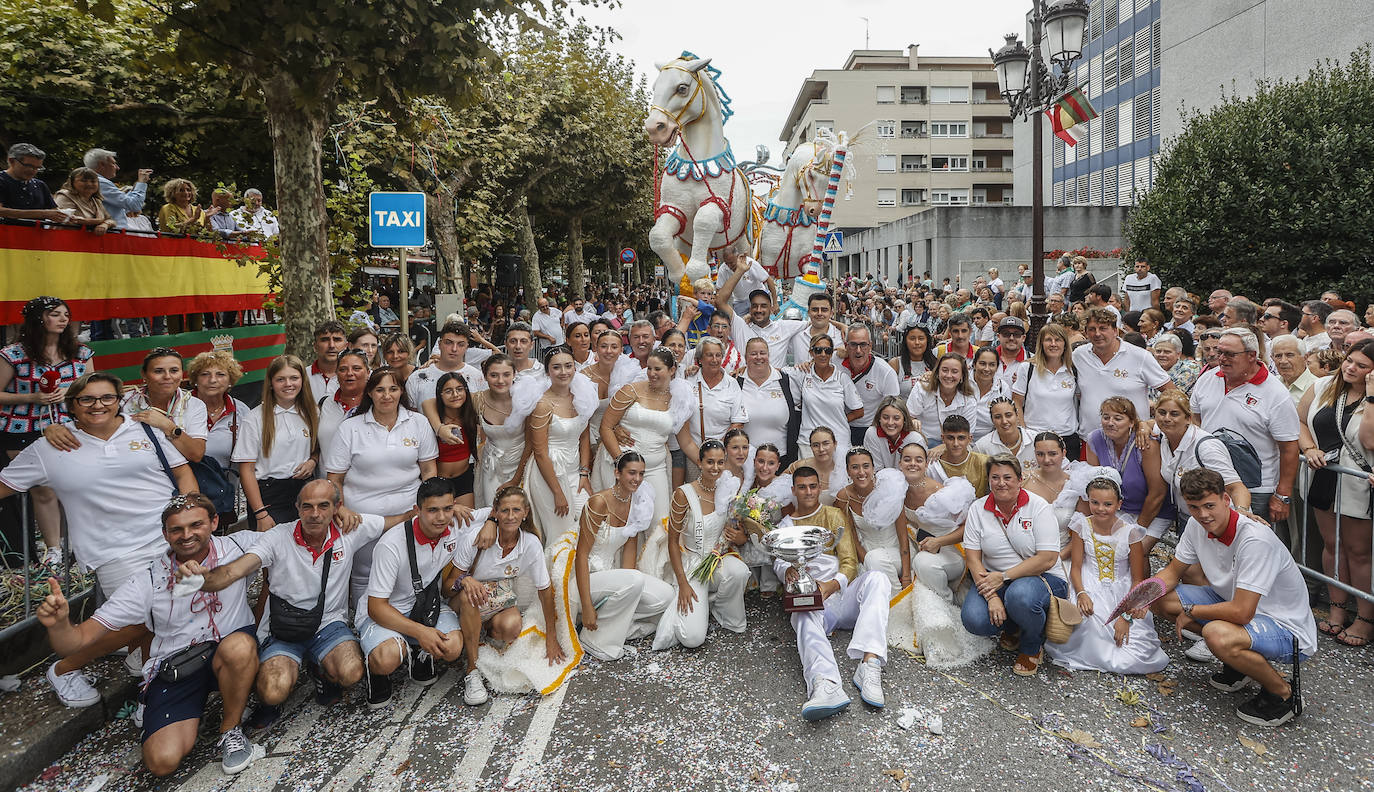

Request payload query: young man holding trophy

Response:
[766,467,891,721]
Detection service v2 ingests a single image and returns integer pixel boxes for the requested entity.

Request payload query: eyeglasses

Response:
[1199,332,1223,341]
[74,393,120,407]
[1215,349,1249,358]
[440,386,466,396]
[12,159,43,172]
[846,341,871,349]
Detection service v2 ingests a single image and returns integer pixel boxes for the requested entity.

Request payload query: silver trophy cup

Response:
[762,524,836,612]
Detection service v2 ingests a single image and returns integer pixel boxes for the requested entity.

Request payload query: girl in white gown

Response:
[518,346,596,547]
[784,426,849,506]
[654,441,749,649]
[1047,476,1168,675]
[581,330,623,491]
[474,355,524,509]
[574,452,676,660]
[738,443,794,594]
[834,448,909,590]
[597,349,695,579]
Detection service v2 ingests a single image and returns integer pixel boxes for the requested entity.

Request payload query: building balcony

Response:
[972,132,1013,139]
[899,130,928,139]
[900,164,929,172]
[972,97,1007,104]
[900,97,927,104]
[901,200,929,207]
[971,166,1013,173]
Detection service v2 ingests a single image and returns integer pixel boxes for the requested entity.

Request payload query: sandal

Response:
[998,630,1021,652]
[1318,600,1350,636]
[1012,650,1043,676]
[1335,616,1374,648]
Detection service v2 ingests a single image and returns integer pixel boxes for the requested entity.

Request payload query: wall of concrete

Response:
[1160,0,1371,142]
[826,205,1128,285]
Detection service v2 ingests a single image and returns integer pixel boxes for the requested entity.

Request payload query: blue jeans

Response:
[962,574,1068,656]
[1175,584,1310,664]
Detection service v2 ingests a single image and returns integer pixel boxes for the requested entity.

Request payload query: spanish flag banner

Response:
[0,224,270,324]
[1044,86,1099,146]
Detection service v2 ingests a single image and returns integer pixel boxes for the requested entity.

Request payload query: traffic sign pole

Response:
[399,247,409,336]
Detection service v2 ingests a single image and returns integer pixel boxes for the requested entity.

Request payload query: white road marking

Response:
[223,700,327,790]
[321,681,427,792]
[503,683,570,788]
[368,672,461,791]
[175,687,315,792]
[450,697,516,791]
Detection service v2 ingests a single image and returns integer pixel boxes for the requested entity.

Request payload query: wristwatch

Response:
[170,427,183,439]
[1181,602,1194,617]
[1365,395,1374,404]
[1272,493,1291,504]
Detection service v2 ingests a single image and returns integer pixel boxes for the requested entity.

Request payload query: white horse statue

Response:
[645,53,754,292]
[756,134,835,282]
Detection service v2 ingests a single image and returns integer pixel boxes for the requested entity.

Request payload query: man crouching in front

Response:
[37,493,261,776]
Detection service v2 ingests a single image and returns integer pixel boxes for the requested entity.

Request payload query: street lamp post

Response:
[990,0,1089,348]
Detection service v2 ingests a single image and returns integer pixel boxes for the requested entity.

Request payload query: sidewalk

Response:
[0,655,136,792]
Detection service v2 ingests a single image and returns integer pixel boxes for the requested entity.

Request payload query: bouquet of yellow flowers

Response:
[689,489,784,584]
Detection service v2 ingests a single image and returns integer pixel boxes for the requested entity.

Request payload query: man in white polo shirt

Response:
[1071,308,1172,441]
[174,480,415,728]
[38,494,262,775]
[788,291,847,368]
[1151,469,1316,726]
[841,324,899,447]
[1189,327,1300,525]
[407,321,488,410]
[716,265,809,365]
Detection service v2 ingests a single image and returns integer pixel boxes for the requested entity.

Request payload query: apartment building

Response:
[778,46,1015,232]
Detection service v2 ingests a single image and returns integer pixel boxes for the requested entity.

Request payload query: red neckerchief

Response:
[1208,509,1240,546]
[293,521,340,560]
[412,517,450,549]
[843,353,874,382]
[999,347,1027,369]
[879,427,906,455]
[193,389,237,429]
[1217,364,1269,393]
[310,360,334,383]
[984,489,1031,528]
[333,388,362,416]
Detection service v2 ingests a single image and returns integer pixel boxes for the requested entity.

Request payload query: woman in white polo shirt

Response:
[906,353,978,448]
[1013,323,1081,460]
[784,334,861,450]
[187,350,248,525]
[0,372,195,707]
[960,454,1066,677]
[235,355,320,528]
[316,349,369,457]
[684,337,748,476]
[737,338,797,465]
[326,367,439,603]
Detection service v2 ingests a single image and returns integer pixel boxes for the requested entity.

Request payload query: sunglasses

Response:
[1199,332,1223,341]
[811,346,834,354]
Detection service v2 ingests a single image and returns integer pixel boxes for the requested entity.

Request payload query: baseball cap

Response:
[997,316,1027,333]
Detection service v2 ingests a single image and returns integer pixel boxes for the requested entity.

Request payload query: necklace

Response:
[696,477,717,493]
[610,486,631,503]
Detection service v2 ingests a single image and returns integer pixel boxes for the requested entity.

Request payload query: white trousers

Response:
[775,556,891,697]
[860,546,903,590]
[652,554,749,650]
[912,545,964,604]
[579,569,675,661]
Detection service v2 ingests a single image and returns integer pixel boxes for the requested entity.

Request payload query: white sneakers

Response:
[124,647,145,677]
[802,679,851,721]
[852,658,885,708]
[463,670,489,706]
[1185,639,1217,663]
[46,663,101,708]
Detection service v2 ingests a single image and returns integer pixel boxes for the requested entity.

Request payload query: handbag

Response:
[477,577,518,619]
[1041,575,1082,644]
[158,641,218,683]
[268,542,333,643]
[405,521,442,628]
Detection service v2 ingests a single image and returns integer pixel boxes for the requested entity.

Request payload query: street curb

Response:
[0,669,136,792]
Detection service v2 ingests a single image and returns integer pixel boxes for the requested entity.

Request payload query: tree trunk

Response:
[431,191,464,301]
[515,193,542,301]
[567,214,585,299]
[259,74,333,358]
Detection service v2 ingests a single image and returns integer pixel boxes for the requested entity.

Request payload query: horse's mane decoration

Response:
[679,50,733,124]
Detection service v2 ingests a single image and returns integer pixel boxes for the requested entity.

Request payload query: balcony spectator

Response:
[84,148,151,229]
[0,143,68,223]
[205,188,249,241]
[53,168,115,235]
[232,188,280,238]
[157,178,209,233]
[125,204,155,233]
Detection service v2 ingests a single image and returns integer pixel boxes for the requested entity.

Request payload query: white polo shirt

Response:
[308,362,338,400]
[844,356,900,429]
[685,372,748,445]
[789,323,844,369]
[231,403,314,480]
[1013,364,1078,437]
[714,258,770,314]
[121,389,209,441]
[452,523,551,589]
[531,309,564,345]
[1189,366,1300,492]
[360,519,459,628]
[324,408,439,515]
[970,379,1011,439]
[1174,510,1317,657]
[316,393,360,462]
[406,363,487,411]
[1072,341,1171,438]
[203,397,248,469]
[863,426,924,469]
[974,426,1039,473]
[0,416,187,570]
[785,365,861,447]
[93,534,256,670]
[994,348,1030,394]
[962,490,1060,573]
[906,386,979,448]
[731,314,809,369]
[737,369,792,453]
[1123,272,1162,311]
[252,515,388,640]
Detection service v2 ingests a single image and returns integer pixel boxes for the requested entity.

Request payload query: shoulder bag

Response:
[268,542,333,643]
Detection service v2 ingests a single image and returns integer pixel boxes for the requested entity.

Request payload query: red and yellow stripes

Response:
[0,225,270,323]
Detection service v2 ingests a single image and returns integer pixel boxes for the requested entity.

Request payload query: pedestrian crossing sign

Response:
[823,232,844,254]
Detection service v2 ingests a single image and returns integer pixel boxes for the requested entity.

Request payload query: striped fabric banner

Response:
[0,224,271,323]
[90,324,286,387]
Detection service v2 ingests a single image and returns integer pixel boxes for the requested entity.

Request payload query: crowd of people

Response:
[2,240,1370,777]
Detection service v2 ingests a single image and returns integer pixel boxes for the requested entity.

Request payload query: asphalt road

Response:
[16,596,1374,792]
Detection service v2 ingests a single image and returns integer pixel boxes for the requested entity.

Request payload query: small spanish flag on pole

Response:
[1044,86,1098,146]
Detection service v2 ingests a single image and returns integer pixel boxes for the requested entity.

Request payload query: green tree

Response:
[78,0,561,356]
[1126,47,1374,306]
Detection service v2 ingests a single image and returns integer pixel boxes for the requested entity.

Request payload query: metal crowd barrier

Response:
[0,493,84,644]
[1297,462,1374,606]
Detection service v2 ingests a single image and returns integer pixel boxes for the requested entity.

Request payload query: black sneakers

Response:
[245,704,281,734]
[367,673,393,710]
[1208,664,1252,692]
[410,651,439,687]
[305,660,343,707]
[1236,689,1302,727]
